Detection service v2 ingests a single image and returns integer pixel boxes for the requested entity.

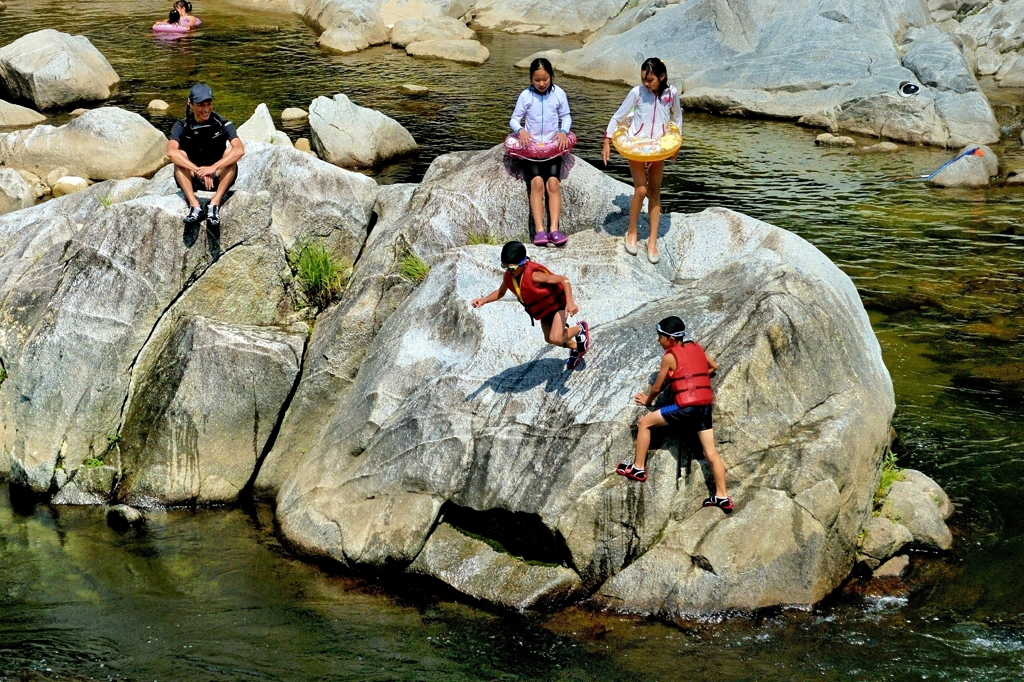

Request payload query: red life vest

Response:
[503,260,567,321]
[666,341,714,407]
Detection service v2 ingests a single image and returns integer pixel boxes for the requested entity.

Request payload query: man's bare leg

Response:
[174,166,200,208]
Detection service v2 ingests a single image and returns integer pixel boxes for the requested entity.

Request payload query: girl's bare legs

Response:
[626,160,649,250]
[698,429,728,497]
[646,161,664,257]
[633,410,668,470]
[529,175,547,236]
[546,176,561,233]
[541,310,580,348]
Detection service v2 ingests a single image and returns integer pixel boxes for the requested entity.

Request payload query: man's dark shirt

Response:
[170,112,238,168]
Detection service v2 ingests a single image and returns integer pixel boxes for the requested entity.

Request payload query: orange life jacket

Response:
[666,341,714,407]
[503,260,566,321]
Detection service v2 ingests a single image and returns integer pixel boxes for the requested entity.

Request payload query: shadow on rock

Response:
[466,357,571,400]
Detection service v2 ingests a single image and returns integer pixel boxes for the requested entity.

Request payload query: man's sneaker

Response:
[702,495,734,512]
[206,204,221,229]
[183,206,204,225]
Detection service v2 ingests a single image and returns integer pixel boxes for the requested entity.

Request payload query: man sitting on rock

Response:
[167,84,245,229]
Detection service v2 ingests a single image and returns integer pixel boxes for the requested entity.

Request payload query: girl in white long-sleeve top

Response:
[602,58,682,264]
[510,58,573,247]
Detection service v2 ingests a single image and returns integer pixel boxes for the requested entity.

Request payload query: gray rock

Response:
[406,39,490,64]
[390,15,475,47]
[0,99,46,127]
[883,479,953,550]
[116,317,306,506]
[0,107,168,180]
[557,0,998,148]
[272,190,893,615]
[69,108,88,117]
[860,514,914,562]
[857,141,901,153]
[147,99,170,112]
[902,468,954,519]
[0,29,120,109]
[409,523,585,610]
[299,0,389,53]
[0,167,33,215]
[309,93,418,168]
[975,46,1003,75]
[400,84,430,95]
[514,49,563,69]
[929,143,997,187]
[255,146,632,498]
[583,0,667,46]
[997,52,1024,86]
[51,176,90,197]
[280,107,308,121]
[1006,168,1024,185]
[873,554,910,578]
[106,504,145,528]
[380,0,475,26]
[236,103,293,147]
[959,0,1024,53]
[15,170,48,199]
[470,0,628,36]
[816,133,856,146]
[53,464,119,505]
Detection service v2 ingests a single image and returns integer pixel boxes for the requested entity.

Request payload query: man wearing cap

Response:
[167,84,245,230]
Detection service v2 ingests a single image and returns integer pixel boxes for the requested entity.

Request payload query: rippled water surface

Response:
[2,1,1024,679]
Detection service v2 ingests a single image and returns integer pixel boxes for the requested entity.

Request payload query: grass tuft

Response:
[467,230,498,246]
[98,195,113,209]
[397,249,430,282]
[289,241,349,311]
[874,450,905,508]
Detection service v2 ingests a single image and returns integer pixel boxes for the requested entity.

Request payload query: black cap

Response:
[188,83,214,103]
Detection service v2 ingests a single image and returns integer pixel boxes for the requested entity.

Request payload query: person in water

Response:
[153,8,182,28]
[617,316,732,511]
[167,84,245,229]
[472,241,591,370]
[509,58,572,248]
[174,0,200,29]
[602,57,682,265]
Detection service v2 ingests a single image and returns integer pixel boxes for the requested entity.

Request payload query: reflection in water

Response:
[2,1,1024,679]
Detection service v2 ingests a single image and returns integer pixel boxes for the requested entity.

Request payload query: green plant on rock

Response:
[874,449,905,508]
[0,361,6,390]
[397,249,430,282]
[289,240,349,311]
[98,195,113,209]
[467,230,498,246]
[82,456,104,468]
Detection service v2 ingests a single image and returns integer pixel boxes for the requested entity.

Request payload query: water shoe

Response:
[565,348,581,370]
[533,231,550,247]
[207,204,221,229]
[577,320,591,355]
[183,206,204,226]
[624,465,647,482]
[549,230,568,246]
[702,495,734,512]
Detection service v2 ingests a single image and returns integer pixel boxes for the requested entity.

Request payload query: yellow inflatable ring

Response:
[612,122,682,162]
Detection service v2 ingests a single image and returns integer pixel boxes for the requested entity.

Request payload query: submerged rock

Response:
[309,93,418,168]
[0,29,120,109]
[107,504,145,529]
[280,107,308,122]
[390,15,475,47]
[556,0,998,148]
[0,99,45,127]
[269,145,894,615]
[929,143,997,187]
[0,107,168,180]
[406,38,489,64]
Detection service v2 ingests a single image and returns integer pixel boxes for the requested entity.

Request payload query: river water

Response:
[2,1,1023,679]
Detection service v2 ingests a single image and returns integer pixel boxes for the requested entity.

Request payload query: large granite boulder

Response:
[957,0,1024,54]
[0,144,377,496]
[309,93,418,168]
[390,15,475,47]
[0,167,32,215]
[469,0,628,36]
[555,0,999,148]
[0,107,168,180]
[115,317,307,506]
[381,0,475,25]
[0,99,45,127]
[254,146,632,497]
[297,0,389,53]
[269,147,894,614]
[0,29,119,109]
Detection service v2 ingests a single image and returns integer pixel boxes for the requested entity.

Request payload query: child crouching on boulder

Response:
[471,241,591,369]
[617,316,732,511]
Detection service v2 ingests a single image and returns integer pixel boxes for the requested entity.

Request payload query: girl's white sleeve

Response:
[557,87,572,132]
[671,86,683,131]
[509,91,527,133]
[605,87,638,138]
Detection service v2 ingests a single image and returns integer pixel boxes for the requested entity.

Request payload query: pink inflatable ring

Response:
[504,131,577,162]
[152,18,201,33]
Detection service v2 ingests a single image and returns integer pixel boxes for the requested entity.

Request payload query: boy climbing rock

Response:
[472,241,591,369]
[617,316,732,511]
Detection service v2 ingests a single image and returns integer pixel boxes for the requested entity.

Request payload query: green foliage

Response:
[98,195,113,209]
[874,450,905,508]
[397,249,430,282]
[82,457,104,468]
[0,362,6,390]
[289,241,349,311]
[467,230,498,246]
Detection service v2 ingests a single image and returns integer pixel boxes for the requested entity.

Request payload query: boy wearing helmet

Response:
[471,241,591,369]
[616,316,732,511]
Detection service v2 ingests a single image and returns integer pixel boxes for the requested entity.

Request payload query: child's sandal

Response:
[533,231,550,247]
[624,466,647,482]
[615,462,631,476]
[549,230,568,246]
[702,495,734,512]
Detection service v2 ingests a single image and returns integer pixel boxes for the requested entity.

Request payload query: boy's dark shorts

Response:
[176,170,235,195]
[659,403,713,432]
[521,156,563,184]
